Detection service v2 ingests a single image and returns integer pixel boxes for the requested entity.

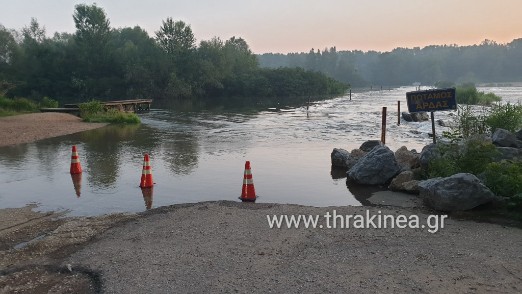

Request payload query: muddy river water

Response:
[0,86,520,216]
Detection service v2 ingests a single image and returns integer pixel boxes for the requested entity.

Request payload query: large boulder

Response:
[495,147,522,161]
[359,140,383,152]
[331,148,366,169]
[394,146,420,171]
[331,148,350,167]
[347,145,401,185]
[516,129,522,141]
[492,128,521,148]
[402,112,413,122]
[418,173,497,211]
[388,171,419,194]
[419,143,440,170]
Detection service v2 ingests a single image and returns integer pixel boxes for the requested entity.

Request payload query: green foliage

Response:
[0,96,38,112]
[78,100,104,117]
[443,103,522,139]
[79,100,140,124]
[39,96,59,108]
[485,102,522,133]
[483,161,522,209]
[426,139,500,178]
[455,83,501,105]
[83,109,141,124]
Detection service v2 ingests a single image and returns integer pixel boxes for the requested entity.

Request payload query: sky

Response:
[1,0,521,54]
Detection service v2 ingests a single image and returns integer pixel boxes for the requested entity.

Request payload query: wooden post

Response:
[381,107,387,144]
[397,101,401,125]
[349,89,352,101]
[431,111,436,144]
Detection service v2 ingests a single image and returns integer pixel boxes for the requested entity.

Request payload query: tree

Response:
[73,4,110,48]
[155,18,195,56]
[72,3,112,99]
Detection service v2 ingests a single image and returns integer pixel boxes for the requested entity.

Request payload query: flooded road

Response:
[0,86,520,216]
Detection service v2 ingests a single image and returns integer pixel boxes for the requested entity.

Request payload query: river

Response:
[0,86,520,216]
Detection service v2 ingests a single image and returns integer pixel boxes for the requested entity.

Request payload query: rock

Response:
[359,140,383,152]
[418,173,497,211]
[402,180,420,194]
[394,146,420,171]
[516,129,522,141]
[419,143,440,170]
[411,112,429,122]
[402,112,413,122]
[347,145,401,185]
[437,119,453,127]
[388,171,419,194]
[495,147,522,161]
[331,148,351,167]
[492,128,520,148]
[331,148,366,169]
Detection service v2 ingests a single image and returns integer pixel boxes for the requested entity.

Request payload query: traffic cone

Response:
[71,173,82,198]
[70,145,82,174]
[141,187,153,210]
[140,153,154,188]
[240,161,256,202]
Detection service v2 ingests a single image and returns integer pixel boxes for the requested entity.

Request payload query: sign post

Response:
[406,88,457,144]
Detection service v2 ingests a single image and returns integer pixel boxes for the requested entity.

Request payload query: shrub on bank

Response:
[485,103,522,133]
[443,103,522,139]
[455,83,501,105]
[0,96,38,113]
[79,100,140,124]
[426,139,522,210]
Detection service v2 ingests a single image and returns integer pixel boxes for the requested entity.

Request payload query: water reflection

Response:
[0,144,31,166]
[79,125,139,189]
[141,187,153,210]
[162,133,199,176]
[330,166,348,180]
[346,179,388,206]
[71,173,82,197]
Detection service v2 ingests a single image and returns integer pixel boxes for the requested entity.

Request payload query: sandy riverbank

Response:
[0,113,107,147]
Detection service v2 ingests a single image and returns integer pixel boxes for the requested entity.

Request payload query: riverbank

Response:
[1,201,521,293]
[0,112,107,147]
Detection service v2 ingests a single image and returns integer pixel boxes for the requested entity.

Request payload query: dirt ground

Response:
[1,113,521,293]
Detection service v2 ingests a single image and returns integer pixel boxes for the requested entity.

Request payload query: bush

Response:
[483,161,522,209]
[455,83,501,105]
[79,100,140,124]
[79,100,104,118]
[39,96,59,108]
[485,102,522,133]
[0,96,38,112]
[83,109,141,124]
[426,139,499,178]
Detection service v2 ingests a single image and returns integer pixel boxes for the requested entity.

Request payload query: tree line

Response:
[259,39,522,87]
[0,4,347,105]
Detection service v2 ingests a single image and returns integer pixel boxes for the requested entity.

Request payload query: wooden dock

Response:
[41,99,153,114]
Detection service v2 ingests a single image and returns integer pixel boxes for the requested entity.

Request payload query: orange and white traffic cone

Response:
[240,161,256,202]
[71,173,82,198]
[70,145,82,174]
[141,187,153,210]
[140,153,154,188]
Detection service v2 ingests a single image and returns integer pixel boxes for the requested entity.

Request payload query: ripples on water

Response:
[0,86,520,216]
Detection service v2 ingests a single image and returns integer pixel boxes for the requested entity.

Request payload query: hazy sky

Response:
[1,0,521,54]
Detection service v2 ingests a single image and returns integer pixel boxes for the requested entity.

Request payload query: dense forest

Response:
[0,4,346,105]
[259,40,522,87]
